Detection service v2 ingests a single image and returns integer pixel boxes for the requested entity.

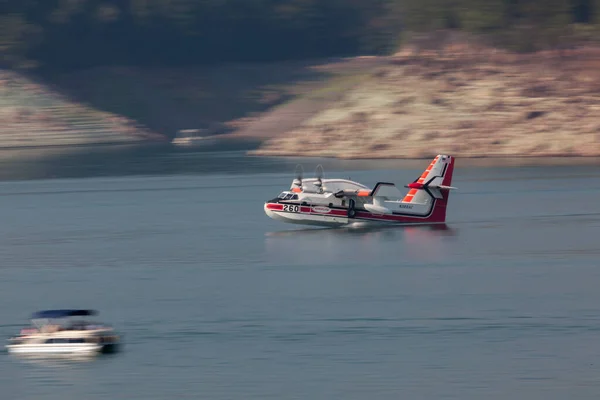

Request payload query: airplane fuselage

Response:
[264,155,456,229]
[263,197,444,228]
[264,181,444,228]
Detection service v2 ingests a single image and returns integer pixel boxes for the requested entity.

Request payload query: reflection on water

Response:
[265,224,459,265]
[9,353,100,368]
[265,223,456,238]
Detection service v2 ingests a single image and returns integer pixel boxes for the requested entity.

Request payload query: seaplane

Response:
[264,154,456,228]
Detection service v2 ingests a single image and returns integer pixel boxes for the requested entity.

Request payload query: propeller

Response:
[314,164,324,193]
[292,164,304,190]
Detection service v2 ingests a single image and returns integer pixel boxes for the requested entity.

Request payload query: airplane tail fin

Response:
[402,154,456,222]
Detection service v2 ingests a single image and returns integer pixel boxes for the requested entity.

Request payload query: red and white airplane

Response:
[264,154,456,227]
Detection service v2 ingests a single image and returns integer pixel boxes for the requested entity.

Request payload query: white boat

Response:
[6,309,120,355]
[171,129,216,146]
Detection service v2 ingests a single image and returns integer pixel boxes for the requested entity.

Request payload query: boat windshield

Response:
[64,320,107,330]
[29,316,108,332]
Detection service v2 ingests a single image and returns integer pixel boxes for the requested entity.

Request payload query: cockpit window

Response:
[278,192,298,201]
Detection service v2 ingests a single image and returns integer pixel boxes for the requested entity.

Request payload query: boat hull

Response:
[6,342,118,355]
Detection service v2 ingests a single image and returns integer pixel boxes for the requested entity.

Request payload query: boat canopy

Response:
[31,309,98,319]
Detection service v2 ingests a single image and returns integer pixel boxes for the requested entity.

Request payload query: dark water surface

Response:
[0,147,599,400]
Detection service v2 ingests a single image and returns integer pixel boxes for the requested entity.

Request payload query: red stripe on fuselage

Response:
[353,211,441,223]
[266,203,344,215]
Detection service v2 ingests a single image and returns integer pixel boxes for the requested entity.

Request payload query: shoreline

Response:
[248,149,600,160]
[246,152,600,168]
[0,142,596,185]
[1,137,598,168]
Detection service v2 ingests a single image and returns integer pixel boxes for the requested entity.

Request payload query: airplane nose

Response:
[264,203,278,220]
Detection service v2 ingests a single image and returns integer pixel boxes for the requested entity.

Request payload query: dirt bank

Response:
[0,69,167,150]
[4,52,599,159]
[251,48,600,159]
[1,58,384,152]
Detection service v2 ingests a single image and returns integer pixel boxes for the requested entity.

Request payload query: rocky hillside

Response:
[0,59,382,151]
[251,47,600,159]
[0,70,166,149]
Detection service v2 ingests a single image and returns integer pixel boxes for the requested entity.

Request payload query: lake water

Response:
[0,147,599,400]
